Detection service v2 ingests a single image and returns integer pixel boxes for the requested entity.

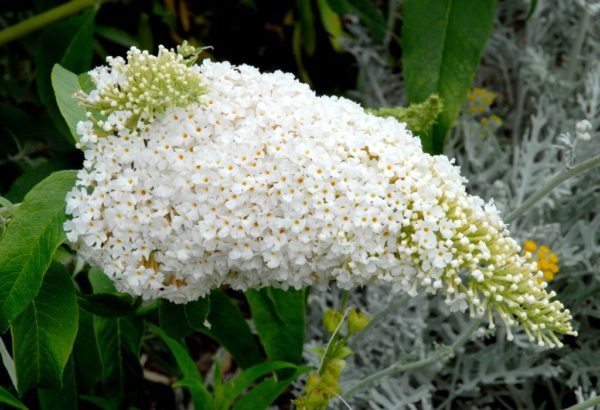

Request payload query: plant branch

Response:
[342,316,484,398]
[505,153,600,224]
[0,0,108,47]
[565,396,600,410]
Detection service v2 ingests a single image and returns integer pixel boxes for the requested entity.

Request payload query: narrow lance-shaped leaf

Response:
[149,323,215,410]
[0,170,77,330]
[0,386,27,410]
[402,0,496,153]
[232,366,312,410]
[219,361,301,409]
[11,262,79,395]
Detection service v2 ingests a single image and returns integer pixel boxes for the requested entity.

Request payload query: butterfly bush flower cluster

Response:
[65,45,576,346]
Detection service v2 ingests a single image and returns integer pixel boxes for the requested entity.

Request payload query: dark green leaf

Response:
[73,308,102,390]
[11,262,79,395]
[4,159,70,203]
[137,13,154,52]
[347,0,386,43]
[95,25,141,48]
[79,293,136,318]
[316,0,345,51]
[526,0,538,20]
[232,366,311,410]
[36,10,95,143]
[0,386,27,409]
[159,297,211,339]
[220,361,300,409]
[184,297,211,329]
[200,291,263,369]
[149,324,215,410]
[0,170,77,330]
[326,0,350,14]
[36,10,95,105]
[158,300,194,339]
[38,356,77,410]
[89,268,143,401]
[52,64,87,142]
[246,288,305,365]
[93,314,143,401]
[298,0,316,56]
[402,0,496,153]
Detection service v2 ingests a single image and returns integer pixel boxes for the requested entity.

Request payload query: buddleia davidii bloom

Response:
[64,47,576,346]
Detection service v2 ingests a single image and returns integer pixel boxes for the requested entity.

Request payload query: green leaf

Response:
[347,0,386,43]
[38,356,77,410]
[95,25,141,48]
[78,73,95,93]
[526,0,538,20]
[73,308,101,390]
[326,0,349,14]
[36,10,95,105]
[11,262,79,395]
[402,0,496,153]
[0,386,27,410]
[52,64,87,142]
[0,170,77,330]
[36,10,95,142]
[89,268,143,402]
[200,291,263,369]
[149,323,215,410]
[158,300,194,339]
[158,297,211,339]
[220,361,300,409]
[78,293,136,318]
[4,159,71,203]
[246,288,306,365]
[297,0,316,56]
[184,297,211,329]
[232,366,311,410]
[316,0,345,51]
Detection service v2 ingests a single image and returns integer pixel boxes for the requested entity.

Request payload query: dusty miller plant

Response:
[302,0,600,408]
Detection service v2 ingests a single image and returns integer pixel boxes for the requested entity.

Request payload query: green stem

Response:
[564,396,600,410]
[505,153,600,224]
[343,316,484,398]
[0,0,108,47]
[318,306,350,375]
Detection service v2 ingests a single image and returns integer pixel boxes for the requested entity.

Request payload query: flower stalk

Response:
[0,0,108,47]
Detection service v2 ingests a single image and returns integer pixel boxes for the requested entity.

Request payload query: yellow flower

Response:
[523,240,559,282]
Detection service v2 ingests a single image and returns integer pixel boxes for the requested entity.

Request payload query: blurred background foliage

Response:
[0,0,393,199]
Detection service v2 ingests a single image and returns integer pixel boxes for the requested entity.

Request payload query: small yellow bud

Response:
[323,309,343,333]
[348,307,371,334]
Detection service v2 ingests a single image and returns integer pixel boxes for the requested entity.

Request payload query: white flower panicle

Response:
[65,46,576,346]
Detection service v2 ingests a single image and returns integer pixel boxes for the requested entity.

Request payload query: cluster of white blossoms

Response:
[65,45,576,346]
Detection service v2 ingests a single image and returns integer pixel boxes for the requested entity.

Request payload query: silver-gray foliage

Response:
[304,0,600,408]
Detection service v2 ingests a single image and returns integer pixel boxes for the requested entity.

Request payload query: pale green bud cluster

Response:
[76,41,207,129]
[369,94,444,137]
